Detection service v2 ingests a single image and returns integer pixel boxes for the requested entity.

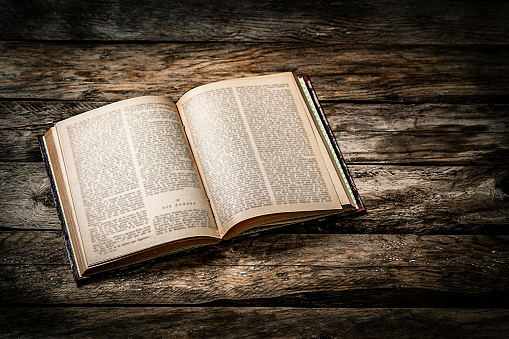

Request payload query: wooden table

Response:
[1,0,508,337]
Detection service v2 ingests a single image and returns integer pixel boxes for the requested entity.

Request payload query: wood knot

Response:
[81,88,100,100]
[31,185,55,208]
[495,172,509,200]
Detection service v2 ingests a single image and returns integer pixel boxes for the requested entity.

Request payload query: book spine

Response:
[298,75,365,213]
[38,136,87,281]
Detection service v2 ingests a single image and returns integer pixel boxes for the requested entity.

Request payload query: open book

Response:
[39,73,364,280]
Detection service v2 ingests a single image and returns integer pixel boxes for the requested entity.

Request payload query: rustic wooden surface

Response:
[1,0,508,337]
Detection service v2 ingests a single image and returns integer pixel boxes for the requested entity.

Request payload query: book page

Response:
[55,96,219,267]
[177,73,344,236]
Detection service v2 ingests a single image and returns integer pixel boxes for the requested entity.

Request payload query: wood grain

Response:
[338,132,509,165]
[1,0,508,45]
[324,103,509,133]
[1,42,508,103]
[2,101,508,132]
[1,308,508,338]
[1,101,508,164]
[1,0,508,336]
[1,163,507,233]
[4,129,507,165]
[0,233,507,307]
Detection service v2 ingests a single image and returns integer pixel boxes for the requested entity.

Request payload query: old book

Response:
[39,73,364,280]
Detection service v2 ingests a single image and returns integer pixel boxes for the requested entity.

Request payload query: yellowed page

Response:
[295,77,355,208]
[55,96,219,267]
[177,73,344,236]
[44,127,88,275]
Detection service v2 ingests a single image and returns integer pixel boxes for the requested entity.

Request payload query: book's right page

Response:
[177,73,350,237]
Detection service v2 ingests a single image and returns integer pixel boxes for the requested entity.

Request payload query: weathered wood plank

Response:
[1,163,507,233]
[1,307,508,338]
[325,103,509,133]
[0,231,67,264]
[2,101,508,163]
[4,129,508,165]
[2,231,507,267]
[2,101,509,132]
[296,165,509,234]
[0,163,58,229]
[337,132,509,165]
[1,0,508,45]
[0,234,507,307]
[1,42,508,103]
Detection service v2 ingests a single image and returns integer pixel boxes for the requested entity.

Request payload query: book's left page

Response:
[47,96,219,274]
